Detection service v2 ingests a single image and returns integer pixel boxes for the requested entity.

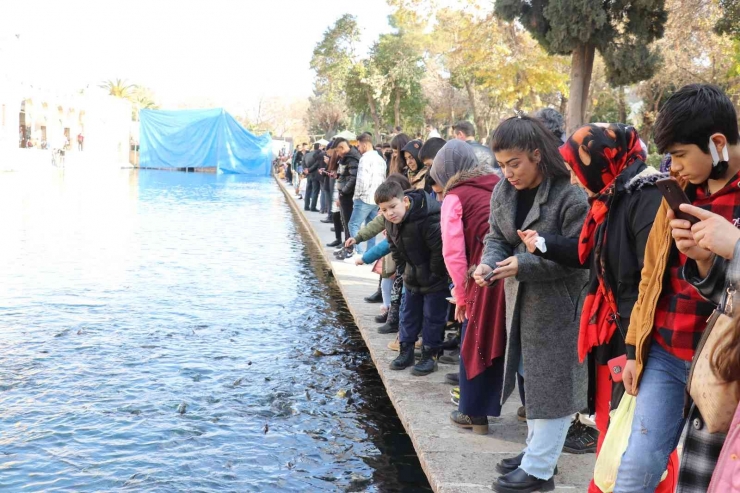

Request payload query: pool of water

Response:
[0,169,430,492]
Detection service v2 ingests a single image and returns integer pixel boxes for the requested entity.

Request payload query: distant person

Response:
[426,124,441,139]
[77,132,84,151]
[304,143,322,212]
[347,133,386,257]
[452,121,498,174]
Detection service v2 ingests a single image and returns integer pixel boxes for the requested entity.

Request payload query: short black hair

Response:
[492,115,569,179]
[419,137,446,162]
[313,143,320,150]
[395,126,402,132]
[374,181,404,205]
[358,132,374,144]
[534,108,565,141]
[452,121,475,138]
[654,83,739,154]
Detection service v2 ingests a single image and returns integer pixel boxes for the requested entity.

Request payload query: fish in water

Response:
[263,423,269,434]
[177,402,187,414]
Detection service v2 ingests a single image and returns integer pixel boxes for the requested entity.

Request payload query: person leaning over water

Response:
[473,115,589,493]
[429,140,506,436]
[517,123,677,493]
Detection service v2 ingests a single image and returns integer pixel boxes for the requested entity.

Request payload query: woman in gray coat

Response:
[473,116,589,493]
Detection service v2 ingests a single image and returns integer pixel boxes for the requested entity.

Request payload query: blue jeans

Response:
[348,199,378,255]
[517,351,571,479]
[381,277,393,308]
[614,342,691,492]
[398,289,448,349]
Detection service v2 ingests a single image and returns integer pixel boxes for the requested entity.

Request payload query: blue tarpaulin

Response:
[139,109,272,175]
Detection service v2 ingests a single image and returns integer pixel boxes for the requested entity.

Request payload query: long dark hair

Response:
[491,116,569,179]
[390,133,410,175]
[326,149,341,173]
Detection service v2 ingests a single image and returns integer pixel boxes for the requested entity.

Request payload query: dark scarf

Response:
[559,123,646,360]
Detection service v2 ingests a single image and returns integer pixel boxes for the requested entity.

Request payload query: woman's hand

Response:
[492,256,519,281]
[454,304,467,323]
[679,204,740,260]
[667,209,713,262]
[623,360,638,396]
[473,264,494,287]
[517,229,539,254]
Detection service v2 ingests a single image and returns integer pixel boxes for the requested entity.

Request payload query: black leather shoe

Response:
[320,219,333,224]
[330,227,335,232]
[375,312,388,324]
[493,468,555,492]
[444,372,459,385]
[439,349,460,365]
[326,239,342,248]
[496,454,558,477]
[411,346,438,376]
[377,322,399,334]
[390,342,414,370]
[310,208,319,212]
[364,290,383,303]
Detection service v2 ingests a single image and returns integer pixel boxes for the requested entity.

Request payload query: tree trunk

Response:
[566,43,596,134]
[367,90,381,140]
[464,79,485,138]
[394,87,401,129]
[559,93,568,116]
[617,87,627,123]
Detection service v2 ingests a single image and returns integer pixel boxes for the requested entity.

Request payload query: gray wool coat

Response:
[480,175,589,420]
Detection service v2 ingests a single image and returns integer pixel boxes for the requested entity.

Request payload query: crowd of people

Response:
[277,83,740,493]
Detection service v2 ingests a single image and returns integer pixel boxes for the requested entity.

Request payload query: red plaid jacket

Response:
[653,172,740,361]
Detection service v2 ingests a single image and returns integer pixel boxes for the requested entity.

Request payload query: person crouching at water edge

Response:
[375,180,450,377]
[429,140,507,437]
[473,115,589,493]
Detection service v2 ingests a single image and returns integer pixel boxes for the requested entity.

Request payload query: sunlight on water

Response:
[0,169,429,492]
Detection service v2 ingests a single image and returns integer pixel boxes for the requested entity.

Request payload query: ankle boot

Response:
[377,321,399,334]
[450,410,489,435]
[390,342,415,370]
[411,346,438,376]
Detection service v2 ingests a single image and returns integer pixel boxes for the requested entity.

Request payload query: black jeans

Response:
[332,211,343,242]
[338,193,354,245]
[304,177,320,210]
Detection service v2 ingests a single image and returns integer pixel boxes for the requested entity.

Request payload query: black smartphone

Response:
[655,177,699,225]
[484,270,496,282]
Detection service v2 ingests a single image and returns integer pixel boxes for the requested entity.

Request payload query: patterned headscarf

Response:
[559,123,646,361]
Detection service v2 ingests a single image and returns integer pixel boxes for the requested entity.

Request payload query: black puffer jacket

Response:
[386,189,448,294]
[337,147,361,197]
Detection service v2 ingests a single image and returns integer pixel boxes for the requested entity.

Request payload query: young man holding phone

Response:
[615,84,740,492]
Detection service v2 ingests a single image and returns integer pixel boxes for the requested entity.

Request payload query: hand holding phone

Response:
[655,177,698,225]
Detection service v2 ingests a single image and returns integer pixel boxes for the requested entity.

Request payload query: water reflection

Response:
[0,169,430,492]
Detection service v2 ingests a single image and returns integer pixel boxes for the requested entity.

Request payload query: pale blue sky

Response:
[1,0,393,109]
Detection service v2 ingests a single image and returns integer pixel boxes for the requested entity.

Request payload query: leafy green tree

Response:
[310,14,360,101]
[345,59,386,138]
[495,0,667,133]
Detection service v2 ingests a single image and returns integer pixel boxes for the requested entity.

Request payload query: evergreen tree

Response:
[495,0,667,132]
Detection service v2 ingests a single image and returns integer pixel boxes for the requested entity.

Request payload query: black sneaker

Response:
[493,468,555,493]
[411,346,438,376]
[562,420,598,454]
[444,372,459,385]
[326,239,341,248]
[390,342,414,370]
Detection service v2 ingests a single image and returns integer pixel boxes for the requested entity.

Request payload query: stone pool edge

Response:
[273,176,595,493]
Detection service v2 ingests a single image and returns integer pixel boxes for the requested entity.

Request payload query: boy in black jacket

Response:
[375,180,449,376]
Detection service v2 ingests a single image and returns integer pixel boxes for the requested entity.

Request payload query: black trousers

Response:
[332,211,343,242]
[304,177,320,210]
[338,193,354,245]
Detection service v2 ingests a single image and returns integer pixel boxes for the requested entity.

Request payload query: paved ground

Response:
[275,177,595,492]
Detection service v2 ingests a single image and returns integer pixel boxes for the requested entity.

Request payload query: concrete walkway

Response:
[276,177,595,492]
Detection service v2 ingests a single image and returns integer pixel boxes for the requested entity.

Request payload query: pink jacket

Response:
[440,195,467,307]
[709,402,740,492]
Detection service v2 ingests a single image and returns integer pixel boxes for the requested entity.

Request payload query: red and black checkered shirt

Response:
[653,171,740,361]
